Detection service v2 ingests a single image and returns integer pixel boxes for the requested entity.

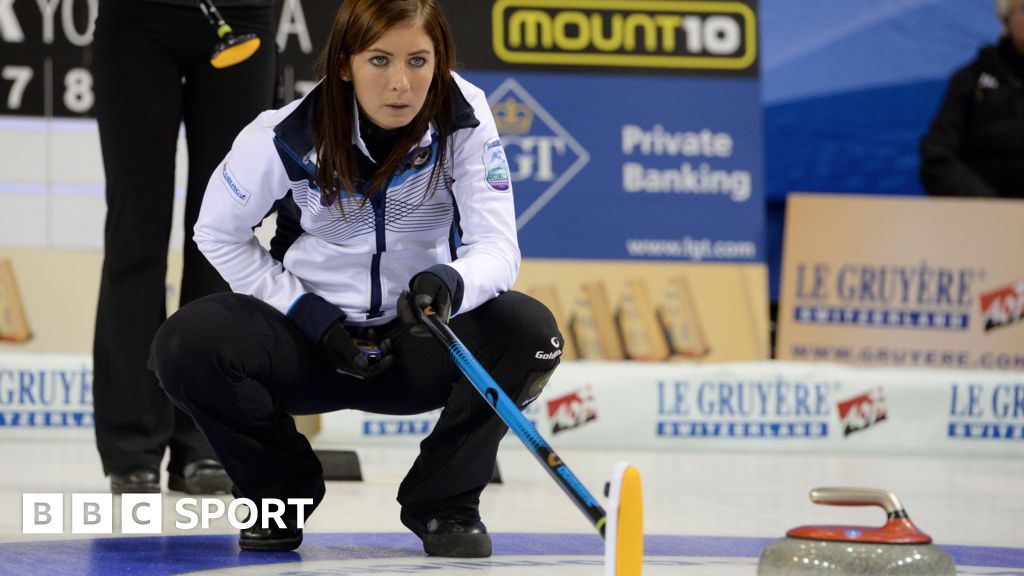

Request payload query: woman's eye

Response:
[410,56,427,67]
[370,55,388,66]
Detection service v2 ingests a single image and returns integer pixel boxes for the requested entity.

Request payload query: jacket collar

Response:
[274,78,480,178]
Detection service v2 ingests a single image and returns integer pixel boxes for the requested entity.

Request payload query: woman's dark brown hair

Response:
[315,0,456,205]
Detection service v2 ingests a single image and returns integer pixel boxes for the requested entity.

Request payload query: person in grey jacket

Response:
[920,0,1024,198]
[148,0,562,557]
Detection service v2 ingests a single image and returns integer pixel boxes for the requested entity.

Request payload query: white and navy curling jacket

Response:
[194,73,519,326]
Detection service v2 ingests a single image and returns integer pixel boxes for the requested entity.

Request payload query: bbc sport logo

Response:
[22,493,313,534]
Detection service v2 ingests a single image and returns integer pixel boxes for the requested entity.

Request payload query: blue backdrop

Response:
[761,0,1001,299]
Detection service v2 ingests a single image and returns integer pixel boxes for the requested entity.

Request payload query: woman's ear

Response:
[339,67,351,82]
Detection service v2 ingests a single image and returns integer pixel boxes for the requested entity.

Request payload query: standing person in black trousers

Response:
[91,0,276,494]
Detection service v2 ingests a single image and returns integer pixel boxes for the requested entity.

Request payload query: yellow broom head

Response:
[211,33,260,69]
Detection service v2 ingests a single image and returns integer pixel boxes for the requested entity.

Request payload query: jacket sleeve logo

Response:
[222,164,250,207]
[483,137,512,192]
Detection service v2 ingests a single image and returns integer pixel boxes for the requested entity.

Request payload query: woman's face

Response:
[346,20,435,130]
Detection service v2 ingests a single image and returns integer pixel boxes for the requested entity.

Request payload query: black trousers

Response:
[149,291,562,527]
[91,0,276,476]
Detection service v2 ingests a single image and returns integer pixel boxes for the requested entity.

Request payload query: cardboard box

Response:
[0,259,31,342]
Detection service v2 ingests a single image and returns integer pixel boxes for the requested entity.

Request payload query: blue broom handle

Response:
[418,306,607,537]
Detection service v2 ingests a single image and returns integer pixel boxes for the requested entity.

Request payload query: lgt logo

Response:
[488,78,589,230]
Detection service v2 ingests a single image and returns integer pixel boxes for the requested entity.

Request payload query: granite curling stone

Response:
[757,487,955,575]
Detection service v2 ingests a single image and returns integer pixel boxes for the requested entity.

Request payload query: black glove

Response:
[397,265,464,336]
[288,292,394,380]
[320,322,394,380]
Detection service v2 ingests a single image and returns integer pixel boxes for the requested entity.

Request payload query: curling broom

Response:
[417,305,644,575]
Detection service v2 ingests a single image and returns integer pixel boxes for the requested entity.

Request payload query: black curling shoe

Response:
[239,524,303,551]
[423,516,491,557]
[401,508,492,558]
[168,459,232,495]
[110,468,160,494]
[401,510,490,558]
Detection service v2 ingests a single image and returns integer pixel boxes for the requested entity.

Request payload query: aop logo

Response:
[487,78,589,230]
[492,0,757,71]
[547,386,598,434]
[979,278,1024,332]
[836,388,887,437]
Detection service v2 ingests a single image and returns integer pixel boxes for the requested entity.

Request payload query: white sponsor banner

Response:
[0,353,93,438]
[2,352,1021,456]
[318,361,1024,456]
